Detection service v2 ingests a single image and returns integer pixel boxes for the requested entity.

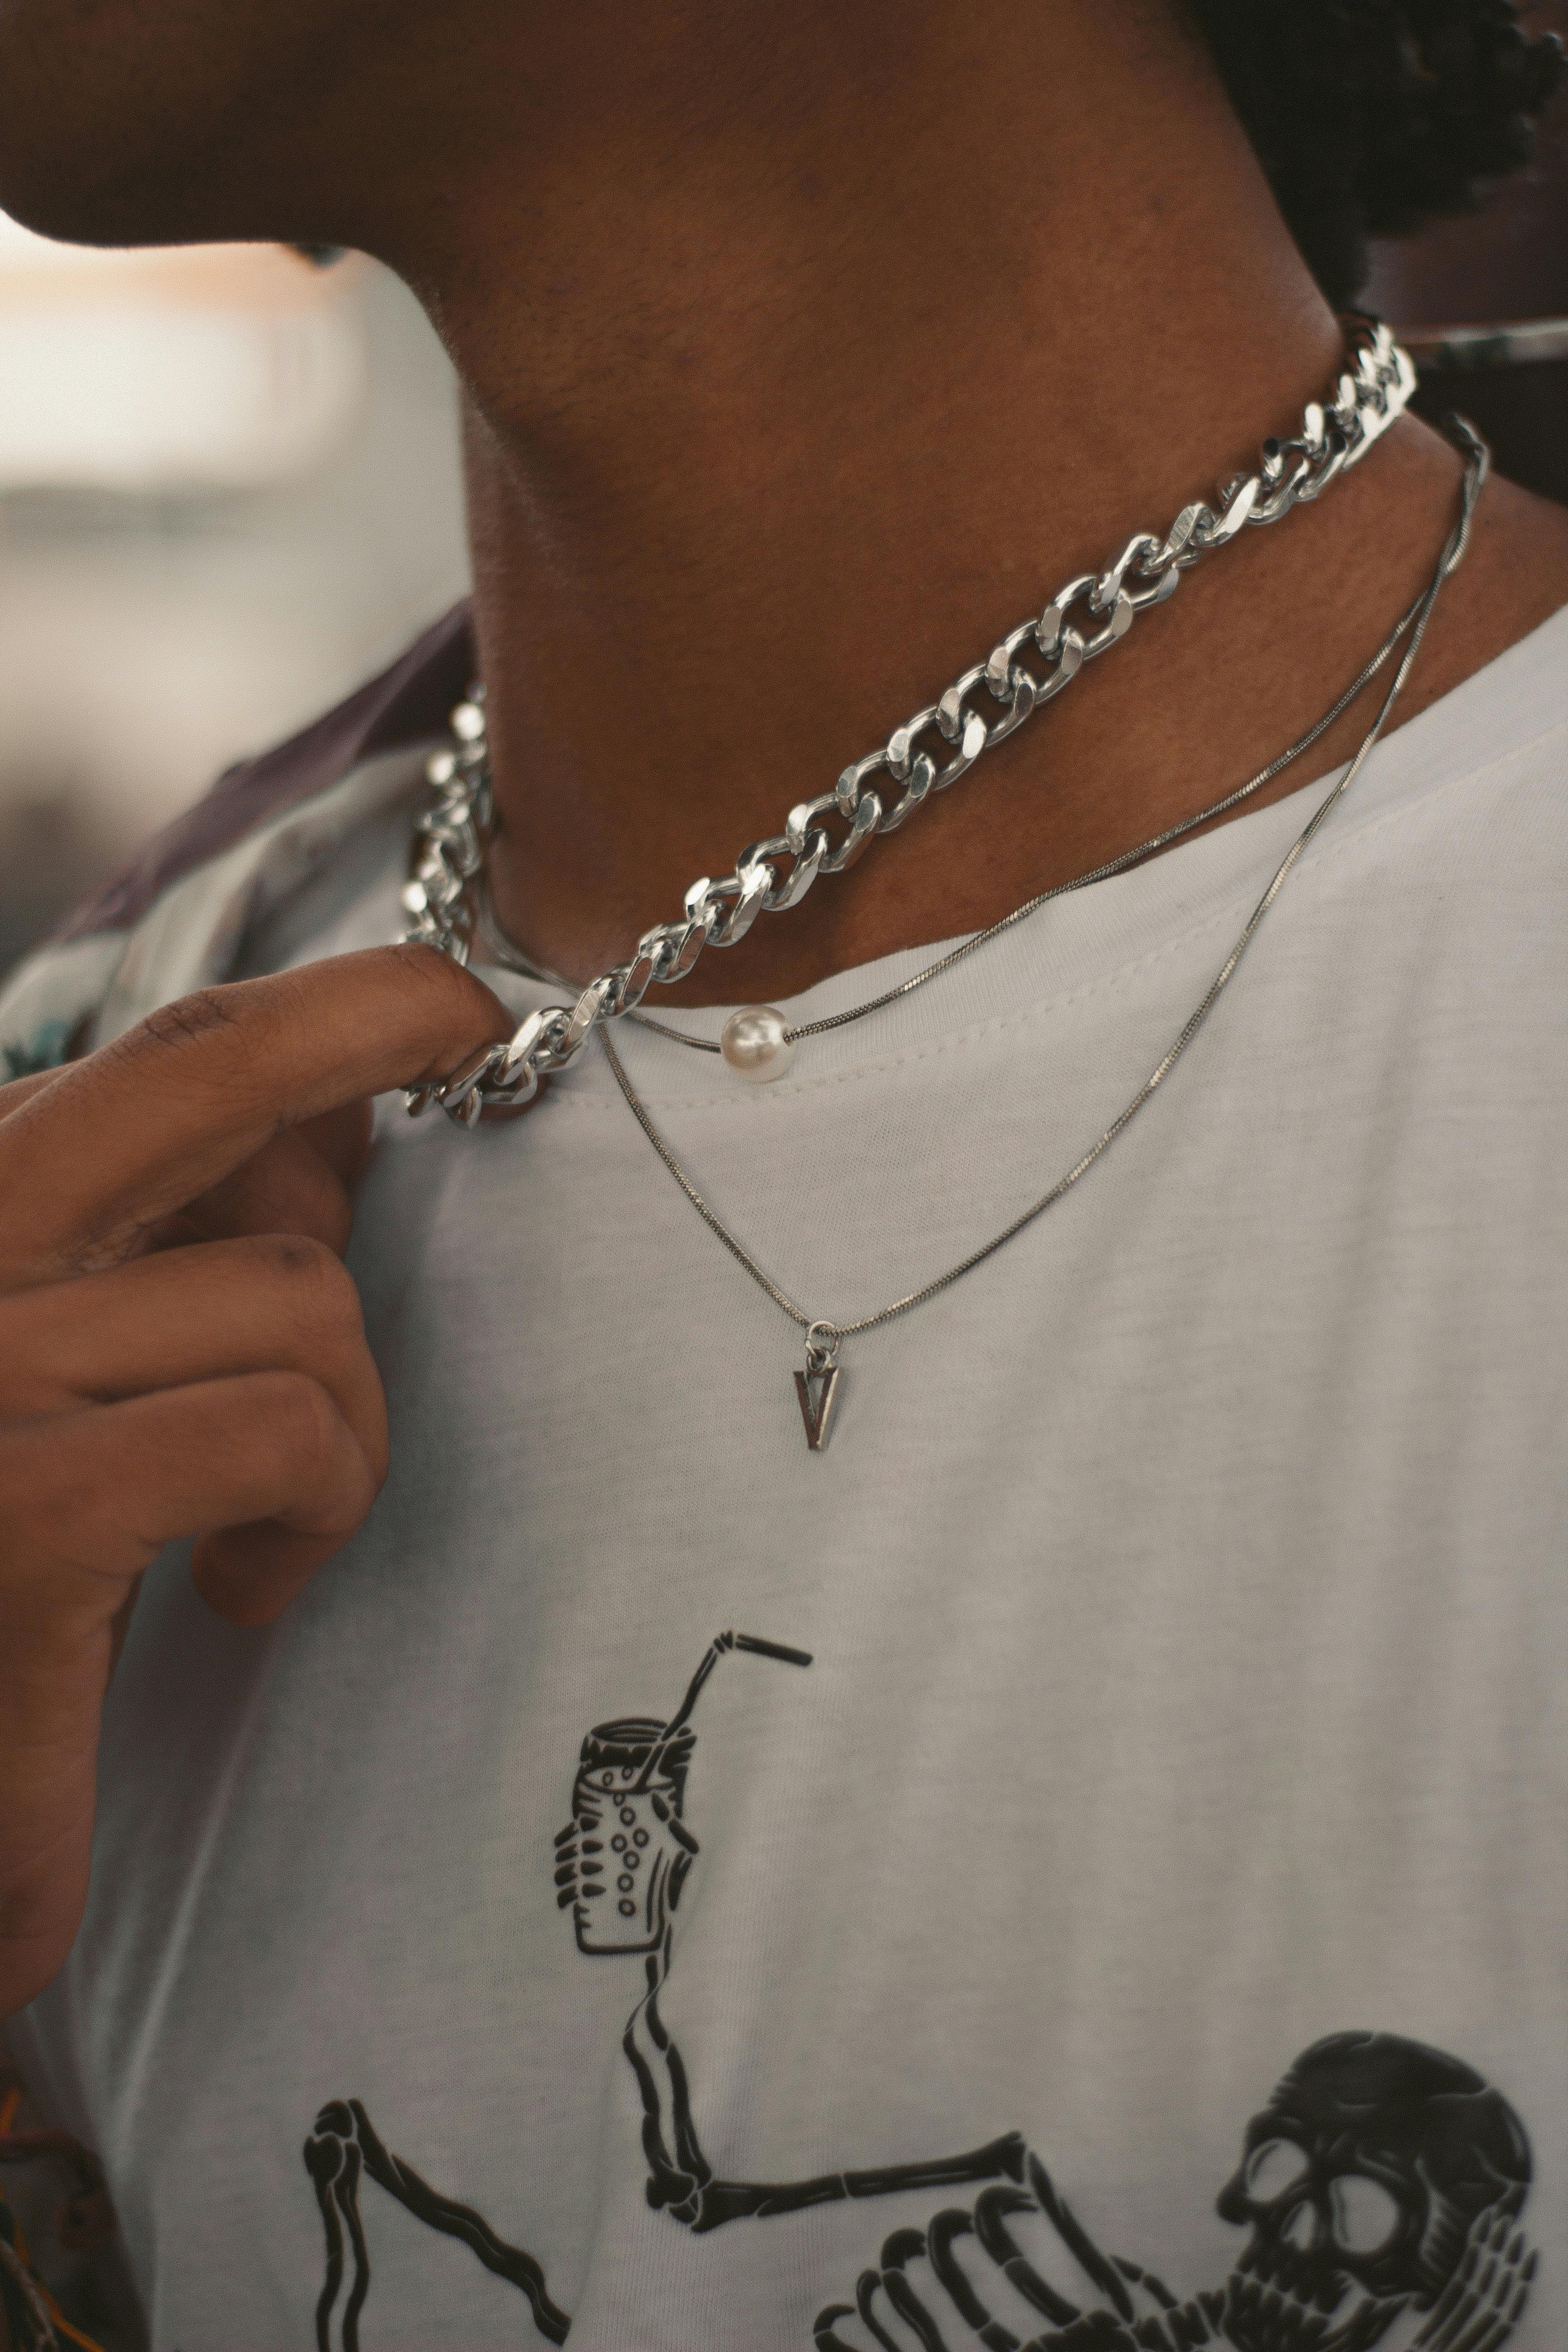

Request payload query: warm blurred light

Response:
[0,306,364,491]
[0,216,366,492]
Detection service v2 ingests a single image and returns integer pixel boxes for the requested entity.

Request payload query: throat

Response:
[414,0,1568,1011]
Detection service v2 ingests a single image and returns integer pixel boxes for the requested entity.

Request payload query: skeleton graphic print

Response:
[304,1635,1538,2352]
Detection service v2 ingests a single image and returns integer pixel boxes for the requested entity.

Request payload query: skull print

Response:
[305,1644,1538,2352]
[1214,2031,1534,2351]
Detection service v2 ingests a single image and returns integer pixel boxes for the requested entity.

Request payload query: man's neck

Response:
[374,0,1568,1005]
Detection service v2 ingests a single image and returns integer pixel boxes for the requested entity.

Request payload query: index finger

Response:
[0,946,514,1287]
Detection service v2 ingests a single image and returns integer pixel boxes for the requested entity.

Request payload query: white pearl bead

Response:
[720,1005,796,1083]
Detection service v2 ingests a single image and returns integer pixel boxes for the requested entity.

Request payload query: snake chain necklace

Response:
[404,321,1417,1120]
[401,327,1481,1446]
[598,425,1480,1449]
[465,583,1432,1064]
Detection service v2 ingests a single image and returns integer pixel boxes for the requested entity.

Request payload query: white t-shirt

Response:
[9,605,1568,2352]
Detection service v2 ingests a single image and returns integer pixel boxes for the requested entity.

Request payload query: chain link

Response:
[402,320,1417,1127]
[598,428,1485,1369]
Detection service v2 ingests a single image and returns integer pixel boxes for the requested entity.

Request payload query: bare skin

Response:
[0,0,1565,2013]
[0,950,510,2014]
[3,0,1568,1003]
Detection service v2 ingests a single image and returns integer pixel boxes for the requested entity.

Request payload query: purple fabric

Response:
[57,601,476,943]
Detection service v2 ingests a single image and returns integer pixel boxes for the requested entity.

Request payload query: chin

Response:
[0,0,315,249]
[0,101,191,249]
[0,167,204,255]
[0,163,142,251]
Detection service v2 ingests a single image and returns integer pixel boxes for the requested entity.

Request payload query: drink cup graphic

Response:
[554,1632,812,1958]
[563,1718,695,1955]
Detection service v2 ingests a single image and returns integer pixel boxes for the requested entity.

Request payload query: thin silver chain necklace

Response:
[402,322,1418,1125]
[471,578,1431,1073]
[594,434,1485,1451]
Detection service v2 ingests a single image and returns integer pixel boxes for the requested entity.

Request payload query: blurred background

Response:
[0,10,1562,986]
[0,235,469,979]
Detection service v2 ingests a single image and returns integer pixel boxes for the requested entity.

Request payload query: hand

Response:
[1401,2190,1534,2352]
[0,945,516,2018]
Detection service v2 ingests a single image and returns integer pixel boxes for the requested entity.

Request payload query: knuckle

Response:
[130,988,243,1057]
[98,985,265,1110]
[259,1373,376,1533]
[245,1232,366,1340]
[261,1369,347,1465]
[242,1229,338,1286]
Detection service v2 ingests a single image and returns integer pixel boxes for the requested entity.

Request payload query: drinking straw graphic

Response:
[631,1631,813,1793]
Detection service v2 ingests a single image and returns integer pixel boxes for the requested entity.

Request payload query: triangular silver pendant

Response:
[794,1365,841,1452]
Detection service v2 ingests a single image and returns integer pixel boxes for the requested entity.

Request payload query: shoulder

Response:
[0,603,474,1073]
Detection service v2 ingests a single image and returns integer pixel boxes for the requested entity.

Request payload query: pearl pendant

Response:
[720,1005,795,1083]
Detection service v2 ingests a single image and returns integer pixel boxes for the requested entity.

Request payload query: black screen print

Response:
[303,1633,1536,2352]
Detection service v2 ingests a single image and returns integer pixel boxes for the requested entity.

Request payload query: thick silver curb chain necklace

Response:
[470,582,1425,1063]
[599,430,1485,1450]
[402,321,1418,1123]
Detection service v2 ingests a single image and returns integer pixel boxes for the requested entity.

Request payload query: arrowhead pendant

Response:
[794,1364,841,1451]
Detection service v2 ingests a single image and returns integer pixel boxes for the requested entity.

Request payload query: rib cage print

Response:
[303,1635,1537,2352]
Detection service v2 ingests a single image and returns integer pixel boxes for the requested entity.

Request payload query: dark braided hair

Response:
[1190,0,1566,305]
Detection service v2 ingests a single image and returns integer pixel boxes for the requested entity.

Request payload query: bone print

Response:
[810,2034,1536,2352]
[303,1642,1537,2352]
[812,2171,1534,2352]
